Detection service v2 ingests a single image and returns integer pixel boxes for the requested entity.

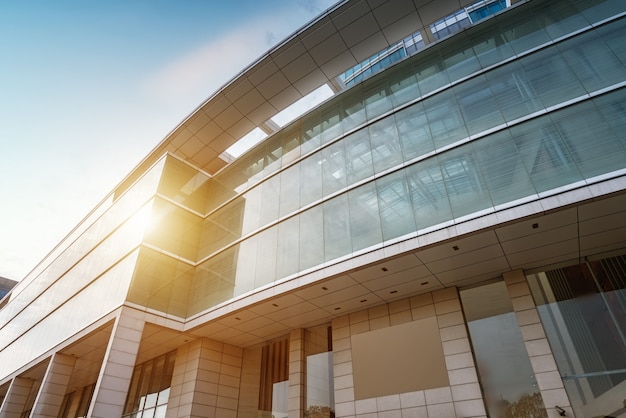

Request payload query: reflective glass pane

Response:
[405,161,453,230]
[442,37,481,81]
[413,49,450,95]
[550,100,626,178]
[469,23,515,68]
[255,227,278,288]
[276,216,299,280]
[305,325,334,418]
[395,102,434,162]
[323,194,351,262]
[472,130,536,206]
[388,63,420,107]
[510,117,584,193]
[461,282,547,418]
[241,187,262,235]
[342,87,367,132]
[369,117,402,174]
[348,182,382,252]
[320,103,343,144]
[322,140,347,195]
[376,170,416,241]
[455,74,504,136]
[527,255,626,418]
[344,128,374,184]
[299,206,324,270]
[279,164,301,218]
[559,28,626,93]
[235,235,257,296]
[425,90,468,150]
[487,61,543,123]
[300,153,323,207]
[364,79,393,119]
[594,88,626,150]
[521,48,586,109]
[597,19,626,67]
[259,175,280,227]
[438,148,492,219]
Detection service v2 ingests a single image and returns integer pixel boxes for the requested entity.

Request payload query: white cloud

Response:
[141,2,335,104]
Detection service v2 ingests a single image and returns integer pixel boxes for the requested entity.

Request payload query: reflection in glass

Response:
[305,325,334,418]
[461,282,547,417]
[123,351,175,418]
[527,255,626,418]
[259,339,289,418]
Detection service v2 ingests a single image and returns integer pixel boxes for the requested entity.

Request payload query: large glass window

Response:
[527,255,626,418]
[59,383,95,418]
[123,351,175,418]
[305,325,334,418]
[259,339,290,418]
[461,282,547,417]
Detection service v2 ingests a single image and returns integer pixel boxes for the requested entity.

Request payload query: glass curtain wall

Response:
[122,351,176,418]
[128,0,626,317]
[527,255,626,418]
[461,282,547,417]
[258,339,290,418]
[59,383,96,418]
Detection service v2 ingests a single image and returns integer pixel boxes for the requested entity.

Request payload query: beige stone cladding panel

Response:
[31,353,77,418]
[503,270,574,418]
[88,308,144,418]
[0,377,35,418]
[165,337,243,418]
[331,288,487,418]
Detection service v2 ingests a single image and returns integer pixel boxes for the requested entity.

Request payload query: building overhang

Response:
[115,0,482,195]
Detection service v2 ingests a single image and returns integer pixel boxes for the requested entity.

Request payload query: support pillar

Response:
[504,270,574,418]
[31,353,77,418]
[165,338,242,418]
[87,308,144,418]
[0,377,35,418]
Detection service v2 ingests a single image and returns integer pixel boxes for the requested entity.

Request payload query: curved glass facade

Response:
[128,0,626,317]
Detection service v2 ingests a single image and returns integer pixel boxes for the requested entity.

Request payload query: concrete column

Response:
[432,287,487,418]
[331,314,355,418]
[288,329,305,418]
[165,338,242,418]
[87,308,145,418]
[30,353,77,418]
[0,377,35,418]
[504,270,574,418]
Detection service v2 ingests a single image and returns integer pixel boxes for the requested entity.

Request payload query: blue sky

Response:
[0,0,337,281]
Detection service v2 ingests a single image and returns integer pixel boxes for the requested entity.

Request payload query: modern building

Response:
[1,0,625,417]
